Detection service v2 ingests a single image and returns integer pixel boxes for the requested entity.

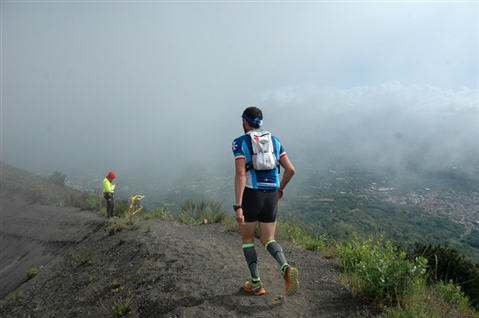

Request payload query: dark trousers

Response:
[106,199,115,218]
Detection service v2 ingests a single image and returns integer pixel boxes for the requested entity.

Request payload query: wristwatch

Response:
[233,205,243,211]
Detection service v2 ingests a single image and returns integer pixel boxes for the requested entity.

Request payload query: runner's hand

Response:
[236,209,245,226]
[278,188,285,199]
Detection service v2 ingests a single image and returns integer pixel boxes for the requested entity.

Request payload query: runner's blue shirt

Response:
[232,130,286,190]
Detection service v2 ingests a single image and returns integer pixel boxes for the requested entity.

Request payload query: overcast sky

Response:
[1,1,478,184]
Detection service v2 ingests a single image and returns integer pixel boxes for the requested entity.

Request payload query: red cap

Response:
[107,171,116,181]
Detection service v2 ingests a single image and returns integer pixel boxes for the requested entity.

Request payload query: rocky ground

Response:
[0,199,382,318]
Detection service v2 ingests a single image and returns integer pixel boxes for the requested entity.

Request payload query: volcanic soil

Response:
[0,198,382,317]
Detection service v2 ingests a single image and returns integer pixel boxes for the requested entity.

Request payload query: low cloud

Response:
[259,81,478,172]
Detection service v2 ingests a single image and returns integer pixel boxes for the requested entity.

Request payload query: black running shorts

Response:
[242,187,279,223]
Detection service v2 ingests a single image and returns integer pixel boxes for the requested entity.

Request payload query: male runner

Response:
[232,106,299,296]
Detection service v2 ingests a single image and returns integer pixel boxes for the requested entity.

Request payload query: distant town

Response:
[66,165,479,234]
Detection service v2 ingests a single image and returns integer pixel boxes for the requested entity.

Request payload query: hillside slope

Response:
[0,199,381,317]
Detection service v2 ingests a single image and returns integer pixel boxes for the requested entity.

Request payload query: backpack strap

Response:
[245,130,260,171]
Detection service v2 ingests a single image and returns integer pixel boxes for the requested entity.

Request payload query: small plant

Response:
[112,298,130,317]
[110,279,122,289]
[177,210,197,225]
[222,217,239,233]
[26,267,39,279]
[207,200,229,223]
[132,223,141,231]
[110,221,128,235]
[81,257,94,266]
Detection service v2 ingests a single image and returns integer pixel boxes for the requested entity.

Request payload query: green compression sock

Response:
[265,240,288,268]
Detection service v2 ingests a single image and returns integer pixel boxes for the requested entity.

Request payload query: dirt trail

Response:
[0,199,381,317]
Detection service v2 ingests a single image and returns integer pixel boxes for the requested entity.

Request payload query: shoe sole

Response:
[285,267,299,296]
[244,282,266,296]
[244,288,266,296]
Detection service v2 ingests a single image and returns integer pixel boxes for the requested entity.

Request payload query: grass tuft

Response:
[112,298,130,317]
[109,221,128,235]
[177,199,229,225]
[26,268,39,279]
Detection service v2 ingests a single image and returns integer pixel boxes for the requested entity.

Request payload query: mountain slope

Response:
[0,200,381,317]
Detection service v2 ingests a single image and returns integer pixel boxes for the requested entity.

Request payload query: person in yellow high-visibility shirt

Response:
[103,171,117,219]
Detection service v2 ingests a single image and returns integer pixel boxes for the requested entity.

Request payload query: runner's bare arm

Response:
[278,154,296,199]
[234,159,246,225]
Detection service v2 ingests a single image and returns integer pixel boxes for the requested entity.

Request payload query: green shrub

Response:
[112,298,130,317]
[337,233,428,306]
[177,199,229,225]
[114,199,130,218]
[143,207,173,220]
[408,242,479,309]
[299,234,328,251]
[82,198,101,212]
[437,280,471,311]
[207,200,229,223]
[47,171,66,186]
[380,280,476,317]
[277,220,304,243]
[275,220,324,251]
